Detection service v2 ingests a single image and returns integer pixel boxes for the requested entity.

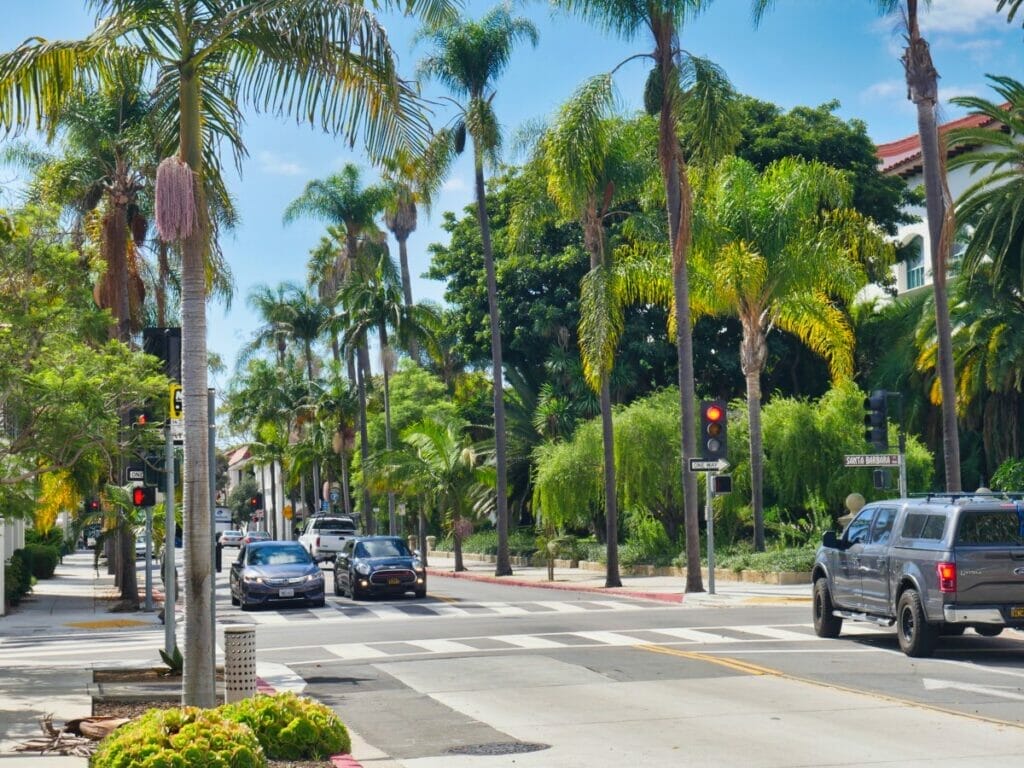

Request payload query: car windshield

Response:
[248,545,310,566]
[356,539,411,558]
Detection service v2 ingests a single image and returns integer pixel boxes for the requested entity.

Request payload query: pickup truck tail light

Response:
[315,536,321,547]
[937,561,957,593]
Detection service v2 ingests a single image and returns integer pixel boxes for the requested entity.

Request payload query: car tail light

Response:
[937,561,957,593]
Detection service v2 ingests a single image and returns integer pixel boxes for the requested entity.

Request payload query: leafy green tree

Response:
[689,156,890,549]
[417,6,539,577]
[0,0,450,706]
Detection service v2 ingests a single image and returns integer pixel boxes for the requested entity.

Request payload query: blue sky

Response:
[2,0,1022,385]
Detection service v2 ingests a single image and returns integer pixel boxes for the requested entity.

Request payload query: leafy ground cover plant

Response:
[218,692,350,760]
[90,706,264,768]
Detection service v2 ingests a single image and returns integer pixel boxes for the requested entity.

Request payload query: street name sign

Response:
[843,453,900,467]
[689,458,729,472]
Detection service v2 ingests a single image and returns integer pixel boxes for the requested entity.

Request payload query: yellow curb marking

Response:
[65,619,151,629]
[636,643,1024,730]
[432,594,459,604]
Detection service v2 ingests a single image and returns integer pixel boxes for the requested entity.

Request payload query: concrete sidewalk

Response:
[423,552,812,607]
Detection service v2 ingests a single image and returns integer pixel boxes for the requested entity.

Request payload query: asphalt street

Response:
[3,551,1024,766]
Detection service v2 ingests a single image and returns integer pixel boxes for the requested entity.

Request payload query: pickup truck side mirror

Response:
[822,530,839,549]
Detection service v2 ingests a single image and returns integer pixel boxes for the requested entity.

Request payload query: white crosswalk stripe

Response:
[651,627,740,643]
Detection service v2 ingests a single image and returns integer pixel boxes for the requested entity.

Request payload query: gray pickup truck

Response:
[812,494,1024,656]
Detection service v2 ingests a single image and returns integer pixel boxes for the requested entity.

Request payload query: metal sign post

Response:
[706,471,715,595]
[164,422,176,658]
[144,507,154,611]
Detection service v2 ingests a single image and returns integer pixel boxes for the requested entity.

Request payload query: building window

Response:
[906,238,924,290]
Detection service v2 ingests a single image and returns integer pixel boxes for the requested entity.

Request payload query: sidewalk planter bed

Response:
[220,692,350,760]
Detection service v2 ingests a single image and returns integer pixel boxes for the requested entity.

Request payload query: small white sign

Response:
[689,458,729,472]
[843,453,899,467]
[171,417,185,446]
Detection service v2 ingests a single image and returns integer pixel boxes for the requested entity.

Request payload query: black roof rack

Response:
[908,491,1024,502]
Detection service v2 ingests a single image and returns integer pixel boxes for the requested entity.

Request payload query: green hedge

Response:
[22,543,60,579]
[4,551,32,605]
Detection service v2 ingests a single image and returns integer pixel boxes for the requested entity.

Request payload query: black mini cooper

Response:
[333,536,426,599]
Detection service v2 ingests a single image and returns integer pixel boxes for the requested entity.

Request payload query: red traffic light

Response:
[704,403,724,422]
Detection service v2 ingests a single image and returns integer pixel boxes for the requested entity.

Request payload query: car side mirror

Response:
[413,549,421,559]
[822,530,839,549]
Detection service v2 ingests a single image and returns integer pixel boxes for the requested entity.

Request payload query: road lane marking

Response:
[499,634,567,649]
[323,643,390,659]
[572,631,648,646]
[637,644,782,676]
[405,638,480,655]
[650,627,739,643]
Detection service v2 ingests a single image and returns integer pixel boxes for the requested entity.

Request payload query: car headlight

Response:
[304,572,323,583]
[412,559,424,572]
[242,574,263,584]
[354,561,371,576]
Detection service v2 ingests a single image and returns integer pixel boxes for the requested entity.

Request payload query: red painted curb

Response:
[255,677,365,768]
[425,567,683,604]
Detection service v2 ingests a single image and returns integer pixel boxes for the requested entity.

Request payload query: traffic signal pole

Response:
[164,422,177,659]
[706,471,715,595]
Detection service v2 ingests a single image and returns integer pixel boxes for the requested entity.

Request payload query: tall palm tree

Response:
[417,5,539,577]
[285,166,391,529]
[874,0,961,491]
[338,250,439,533]
[239,282,295,369]
[0,0,449,707]
[689,156,891,547]
[523,76,650,586]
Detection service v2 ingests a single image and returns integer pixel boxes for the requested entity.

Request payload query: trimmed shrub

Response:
[219,692,350,760]
[90,706,264,768]
[4,553,31,606]
[23,543,60,579]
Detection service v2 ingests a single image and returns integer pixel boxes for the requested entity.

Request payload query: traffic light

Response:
[129,408,155,428]
[83,497,100,515]
[864,390,888,451]
[699,400,728,460]
[143,327,182,383]
[132,485,156,507]
[249,492,264,511]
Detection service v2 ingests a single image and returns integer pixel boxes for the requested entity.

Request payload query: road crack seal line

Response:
[635,643,1024,730]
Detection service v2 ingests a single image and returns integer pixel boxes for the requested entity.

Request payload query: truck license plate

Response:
[1010,606,1024,619]
[279,588,294,597]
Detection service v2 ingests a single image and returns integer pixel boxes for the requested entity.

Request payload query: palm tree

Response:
[417,5,539,577]
[338,251,439,534]
[0,0,449,707]
[689,156,891,548]
[522,76,651,586]
[553,0,754,586]
[239,282,296,369]
[285,166,391,530]
[873,0,961,491]
[375,418,495,572]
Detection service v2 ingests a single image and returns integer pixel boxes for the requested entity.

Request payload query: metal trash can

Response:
[223,625,257,702]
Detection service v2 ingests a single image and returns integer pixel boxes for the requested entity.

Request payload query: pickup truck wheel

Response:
[975,625,1003,637]
[813,579,843,638]
[897,589,937,657]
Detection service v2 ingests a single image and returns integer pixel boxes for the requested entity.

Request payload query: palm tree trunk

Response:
[903,2,961,491]
[305,350,322,514]
[600,373,621,587]
[454,515,465,572]
[655,21,703,592]
[397,234,420,361]
[472,142,512,577]
[741,329,767,551]
[269,459,279,539]
[418,497,428,568]
[156,241,171,326]
[340,450,353,517]
[356,342,374,534]
[380,324,398,535]
[179,70,216,709]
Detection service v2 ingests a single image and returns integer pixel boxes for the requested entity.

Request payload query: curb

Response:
[425,567,683,604]
[255,676,365,768]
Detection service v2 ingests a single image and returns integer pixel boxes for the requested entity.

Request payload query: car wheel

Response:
[333,570,342,597]
[350,576,364,601]
[812,579,842,638]
[414,587,427,599]
[897,589,937,657]
[239,590,254,612]
[230,592,239,607]
[975,625,1003,637]
[312,597,326,609]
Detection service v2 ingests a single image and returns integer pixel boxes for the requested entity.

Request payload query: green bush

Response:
[219,692,350,760]
[26,527,71,556]
[716,546,816,574]
[991,458,1024,491]
[4,553,31,605]
[91,706,264,768]
[441,528,537,557]
[23,543,60,579]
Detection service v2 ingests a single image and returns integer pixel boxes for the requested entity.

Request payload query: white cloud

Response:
[442,176,469,193]
[862,79,905,100]
[256,150,305,176]
[919,0,1006,34]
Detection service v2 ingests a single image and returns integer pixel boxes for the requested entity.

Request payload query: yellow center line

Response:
[432,594,458,604]
[635,643,1024,730]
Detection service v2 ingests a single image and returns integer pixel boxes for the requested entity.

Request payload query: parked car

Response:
[218,530,244,547]
[812,493,1024,657]
[229,541,325,610]
[333,536,426,599]
[298,515,358,565]
[241,530,271,546]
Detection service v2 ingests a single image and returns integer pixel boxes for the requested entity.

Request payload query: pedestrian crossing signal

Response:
[132,486,156,507]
